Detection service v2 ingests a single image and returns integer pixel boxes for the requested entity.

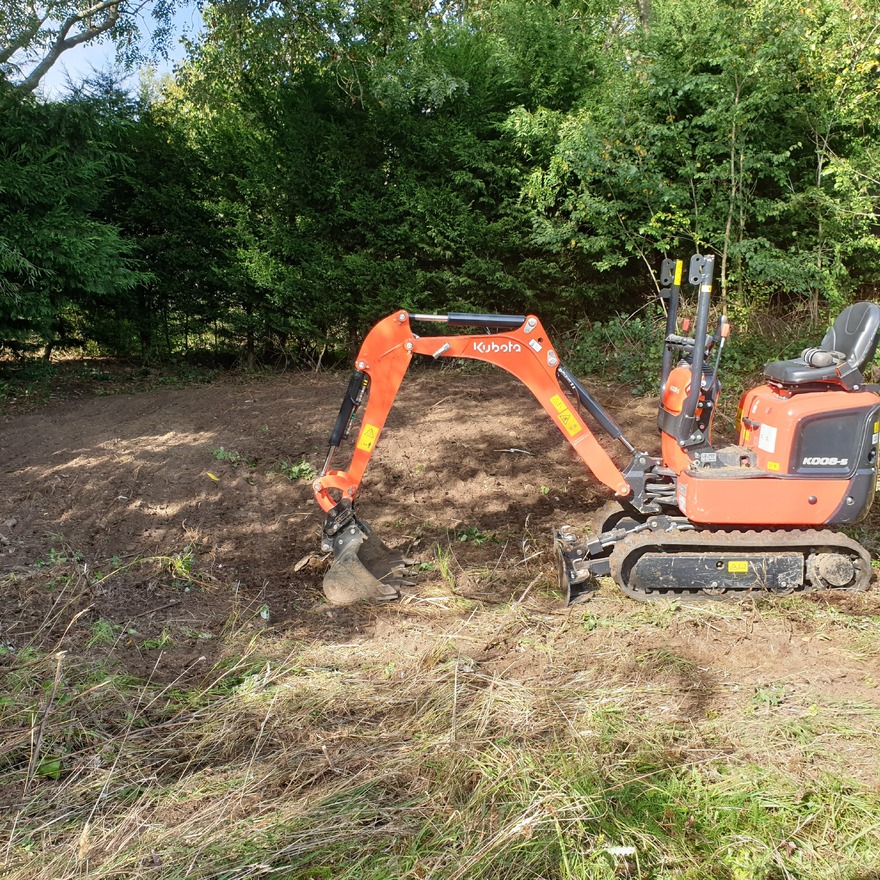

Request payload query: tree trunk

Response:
[162,299,172,356]
[245,302,255,370]
[720,77,742,314]
[138,289,153,361]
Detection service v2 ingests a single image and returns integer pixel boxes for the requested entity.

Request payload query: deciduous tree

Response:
[0,0,187,93]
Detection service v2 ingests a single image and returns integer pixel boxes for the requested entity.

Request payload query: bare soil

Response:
[1,366,880,781]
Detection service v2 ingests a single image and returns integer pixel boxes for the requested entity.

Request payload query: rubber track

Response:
[609,528,873,603]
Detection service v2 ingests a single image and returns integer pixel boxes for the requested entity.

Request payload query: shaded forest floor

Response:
[1,367,879,879]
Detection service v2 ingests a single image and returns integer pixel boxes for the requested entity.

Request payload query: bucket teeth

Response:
[321,512,410,605]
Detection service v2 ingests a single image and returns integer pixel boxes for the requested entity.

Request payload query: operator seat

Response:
[763,301,880,390]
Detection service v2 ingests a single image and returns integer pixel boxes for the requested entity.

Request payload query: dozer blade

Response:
[322,515,411,605]
[556,503,648,603]
[554,526,602,605]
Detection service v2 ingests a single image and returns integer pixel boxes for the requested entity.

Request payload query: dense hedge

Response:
[2,0,878,365]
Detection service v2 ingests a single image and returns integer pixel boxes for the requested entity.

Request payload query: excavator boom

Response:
[314,310,648,603]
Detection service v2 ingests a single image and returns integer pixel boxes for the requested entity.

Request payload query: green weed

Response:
[78,364,112,382]
[565,310,665,396]
[87,618,118,648]
[33,546,82,569]
[210,446,256,468]
[454,525,496,546]
[751,683,789,710]
[157,365,218,386]
[435,545,456,588]
[142,627,174,650]
[167,546,195,583]
[274,458,318,481]
[0,360,57,405]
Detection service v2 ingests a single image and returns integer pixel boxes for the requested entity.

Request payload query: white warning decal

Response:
[758,424,777,454]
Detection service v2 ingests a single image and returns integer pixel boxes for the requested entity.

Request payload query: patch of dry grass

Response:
[2,562,880,879]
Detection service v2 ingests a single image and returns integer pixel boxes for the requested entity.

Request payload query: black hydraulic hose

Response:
[682,287,711,427]
[660,285,680,392]
[323,369,369,476]
[557,365,635,452]
[329,370,368,448]
[446,312,526,330]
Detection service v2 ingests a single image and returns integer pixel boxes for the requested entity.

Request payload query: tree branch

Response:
[0,12,50,66]
[17,0,122,93]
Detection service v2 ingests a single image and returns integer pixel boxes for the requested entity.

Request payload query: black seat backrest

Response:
[821,302,880,371]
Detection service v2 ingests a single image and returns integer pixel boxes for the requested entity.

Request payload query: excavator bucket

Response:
[322,512,412,605]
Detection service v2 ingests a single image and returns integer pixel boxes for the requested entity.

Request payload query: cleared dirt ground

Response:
[2,367,879,716]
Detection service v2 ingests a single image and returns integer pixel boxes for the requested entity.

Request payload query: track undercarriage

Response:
[555,510,872,604]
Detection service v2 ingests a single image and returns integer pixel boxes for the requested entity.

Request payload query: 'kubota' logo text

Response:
[473,341,522,354]
[802,456,849,466]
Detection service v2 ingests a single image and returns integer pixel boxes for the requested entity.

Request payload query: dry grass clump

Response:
[2,563,880,879]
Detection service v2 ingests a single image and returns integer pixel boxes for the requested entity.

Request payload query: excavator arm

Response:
[314,309,642,604]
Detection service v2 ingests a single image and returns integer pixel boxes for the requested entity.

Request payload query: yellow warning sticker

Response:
[728,561,749,574]
[356,423,380,452]
[549,395,582,437]
[674,260,683,286]
[767,461,780,471]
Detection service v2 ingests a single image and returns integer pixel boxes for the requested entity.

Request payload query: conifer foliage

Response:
[1,0,878,362]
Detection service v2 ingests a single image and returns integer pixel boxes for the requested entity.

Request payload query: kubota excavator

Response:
[313,254,880,605]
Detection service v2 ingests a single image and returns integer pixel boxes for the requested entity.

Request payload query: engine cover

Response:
[737,385,880,479]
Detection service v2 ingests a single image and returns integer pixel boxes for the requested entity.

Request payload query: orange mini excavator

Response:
[313,254,880,604]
